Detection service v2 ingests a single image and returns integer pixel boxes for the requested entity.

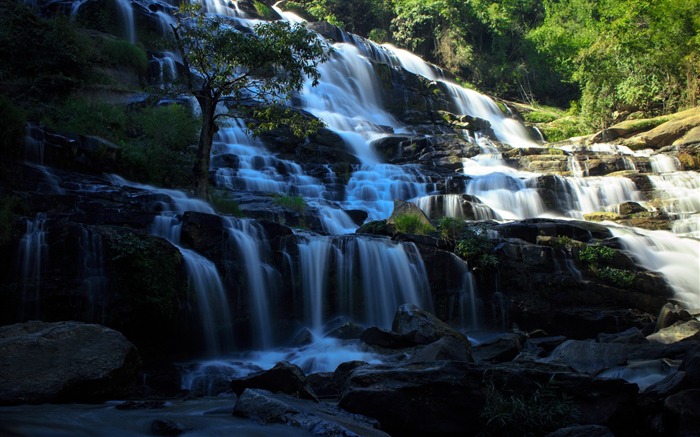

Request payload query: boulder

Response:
[0,321,140,404]
[230,361,318,402]
[647,320,700,345]
[546,425,615,437]
[233,388,389,436]
[338,361,484,435]
[542,340,627,375]
[391,304,471,347]
[664,389,700,436]
[408,335,473,363]
[471,333,522,363]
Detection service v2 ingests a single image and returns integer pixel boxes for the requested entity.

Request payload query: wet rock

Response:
[0,321,140,404]
[150,419,188,436]
[546,425,614,437]
[230,361,318,402]
[359,326,419,349]
[664,389,700,436]
[541,340,627,375]
[647,320,700,345]
[391,304,471,347]
[233,388,389,436]
[471,333,522,363]
[339,361,484,435]
[598,327,647,345]
[408,335,473,363]
[657,302,694,330]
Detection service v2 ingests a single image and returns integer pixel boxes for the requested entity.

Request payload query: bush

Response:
[576,243,615,266]
[0,3,95,96]
[97,38,148,73]
[274,194,306,212]
[0,96,27,159]
[596,266,635,289]
[393,213,435,235]
[455,228,498,269]
[437,216,466,242]
[481,379,579,435]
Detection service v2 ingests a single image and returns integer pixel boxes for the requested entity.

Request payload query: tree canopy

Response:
[172,3,328,198]
[289,0,700,128]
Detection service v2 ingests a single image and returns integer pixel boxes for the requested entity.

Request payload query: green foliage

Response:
[455,228,499,269]
[481,379,579,435]
[274,194,307,213]
[576,243,615,266]
[596,266,635,289]
[677,151,700,170]
[172,3,328,197]
[42,99,199,187]
[357,220,389,235]
[539,116,591,142]
[0,96,27,159]
[437,216,467,242]
[41,98,128,142]
[392,213,435,235]
[549,235,574,251]
[107,231,186,333]
[0,195,23,245]
[210,191,243,216]
[97,37,148,72]
[0,2,95,97]
[253,1,274,19]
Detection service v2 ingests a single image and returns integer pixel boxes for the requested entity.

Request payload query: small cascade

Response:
[272,1,306,23]
[384,44,538,148]
[567,155,586,178]
[465,172,546,219]
[79,227,108,322]
[611,227,700,308]
[650,154,681,173]
[344,164,431,220]
[445,260,482,331]
[548,175,642,219]
[213,124,328,198]
[646,171,700,233]
[224,217,277,349]
[295,235,432,330]
[180,247,234,356]
[17,214,48,320]
[412,194,499,220]
[115,0,136,43]
[151,52,179,87]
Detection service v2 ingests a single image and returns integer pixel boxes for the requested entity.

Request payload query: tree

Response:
[171,3,328,198]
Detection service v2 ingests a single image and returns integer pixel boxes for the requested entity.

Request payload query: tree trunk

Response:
[193,92,218,199]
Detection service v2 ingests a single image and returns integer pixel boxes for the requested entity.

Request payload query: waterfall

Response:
[79,228,108,322]
[611,227,700,309]
[295,235,433,330]
[224,217,277,348]
[17,214,48,320]
[115,0,136,44]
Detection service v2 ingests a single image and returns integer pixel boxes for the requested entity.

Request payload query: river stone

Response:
[233,388,389,436]
[0,320,140,404]
[664,389,700,435]
[541,339,627,375]
[545,425,614,437]
[230,361,318,401]
[391,304,471,347]
[647,320,700,345]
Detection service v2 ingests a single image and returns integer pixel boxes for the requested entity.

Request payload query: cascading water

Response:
[17,214,48,320]
[79,227,108,322]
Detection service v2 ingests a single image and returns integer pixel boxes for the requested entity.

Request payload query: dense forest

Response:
[288,0,700,128]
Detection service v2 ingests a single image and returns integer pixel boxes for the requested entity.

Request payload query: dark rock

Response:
[359,326,418,349]
[391,304,471,347]
[409,335,473,363]
[325,321,365,340]
[545,425,614,437]
[648,320,700,345]
[0,321,140,404]
[180,211,225,258]
[664,389,700,436]
[232,388,389,436]
[150,419,188,436]
[230,361,318,402]
[339,361,484,435]
[542,340,627,375]
[657,302,694,330]
[680,348,700,387]
[598,327,647,344]
[471,333,522,363]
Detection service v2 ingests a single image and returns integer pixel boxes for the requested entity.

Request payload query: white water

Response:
[79,227,108,322]
[17,214,48,320]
